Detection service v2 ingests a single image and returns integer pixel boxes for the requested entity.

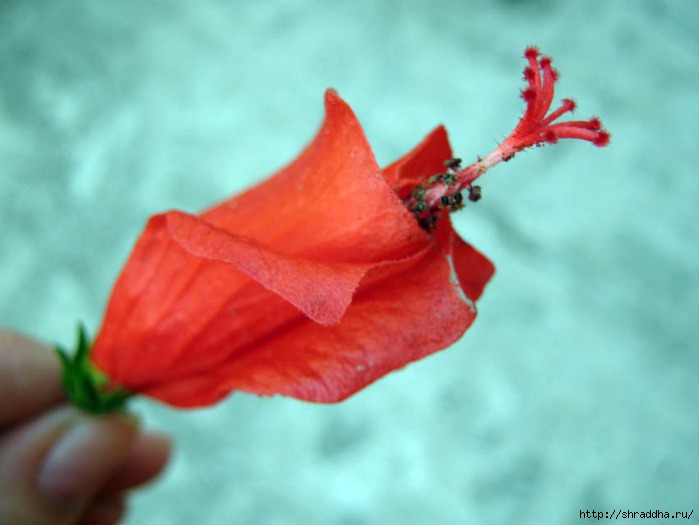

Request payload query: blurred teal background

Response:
[1,1,698,524]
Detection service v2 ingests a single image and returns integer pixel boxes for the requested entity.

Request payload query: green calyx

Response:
[56,324,133,414]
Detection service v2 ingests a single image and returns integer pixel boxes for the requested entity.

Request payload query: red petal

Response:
[202,89,428,263]
[167,211,373,326]
[451,234,495,302]
[92,207,465,407]
[382,125,453,199]
[92,210,381,391]
[145,244,477,405]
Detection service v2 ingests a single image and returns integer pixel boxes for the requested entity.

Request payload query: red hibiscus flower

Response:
[58,47,608,411]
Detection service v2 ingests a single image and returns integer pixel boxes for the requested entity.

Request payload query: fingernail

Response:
[37,413,139,504]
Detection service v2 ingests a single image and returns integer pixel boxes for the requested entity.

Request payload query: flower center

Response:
[405,158,482,231]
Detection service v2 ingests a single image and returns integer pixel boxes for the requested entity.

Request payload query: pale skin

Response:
[0,331,172,525]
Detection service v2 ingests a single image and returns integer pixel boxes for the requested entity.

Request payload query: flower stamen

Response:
[405,46,610,231]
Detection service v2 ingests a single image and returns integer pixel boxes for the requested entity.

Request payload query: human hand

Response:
[0,331,172,525]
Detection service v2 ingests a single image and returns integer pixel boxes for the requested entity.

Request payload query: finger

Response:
[79,494,126,525]
[0,331,63,426]
[80,432,172,524]
[36,411,140,504]
[0,405,139,525]
[101,431,172,494]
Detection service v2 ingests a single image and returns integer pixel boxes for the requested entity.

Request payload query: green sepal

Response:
[55,324,133,413]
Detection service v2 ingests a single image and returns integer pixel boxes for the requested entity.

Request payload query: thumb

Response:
[0,406,139,525]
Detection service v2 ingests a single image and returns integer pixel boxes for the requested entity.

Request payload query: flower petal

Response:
[92,210,379,387]
[451,235,495,302]
[143,242,477,406]
[202,89,429,263]
[382,125,453,199]
[92,210,437,398]
[166,210,372,326]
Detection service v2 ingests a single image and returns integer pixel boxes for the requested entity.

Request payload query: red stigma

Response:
[524,46,540,60]
[498,47,610,158]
